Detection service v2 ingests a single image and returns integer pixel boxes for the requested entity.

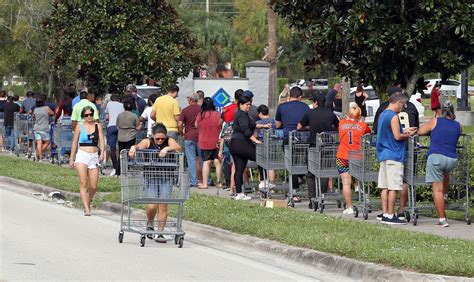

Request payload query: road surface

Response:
[0,184,353,281]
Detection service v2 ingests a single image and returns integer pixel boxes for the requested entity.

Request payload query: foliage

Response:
[46,0,200,94]
[273,1,474,101]
[276,77,288,94]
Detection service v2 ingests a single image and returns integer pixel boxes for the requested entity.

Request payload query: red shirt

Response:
[431,88,441,110]
[336,119,371,160]
[179,104,200,141]
[222,103,238,123]
[196,111,222,150]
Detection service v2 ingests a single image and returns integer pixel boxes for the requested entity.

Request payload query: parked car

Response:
[290,79,328,91]
[136,84,160,101]
[423,79,460,98]
[349,86,424,123]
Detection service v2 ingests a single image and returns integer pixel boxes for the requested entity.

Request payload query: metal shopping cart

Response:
[284,130,310,207]
[256,129,287,198]
[0,118,5,151]
[349,134,379,219]
[52,117,73,165]
[404,135,471,225]
[13,113,34,158]
[308,132,342,213]
[118,149,190,247]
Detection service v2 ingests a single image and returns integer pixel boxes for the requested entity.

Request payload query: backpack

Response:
[222,122,233,144]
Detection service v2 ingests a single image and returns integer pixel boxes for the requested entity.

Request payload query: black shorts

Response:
[201,149,218,161]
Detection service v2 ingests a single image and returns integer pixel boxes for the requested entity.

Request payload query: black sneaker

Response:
[397,211,406,221]
[381,216,407,225]
[155,235,167,243]
[376,213,383,220]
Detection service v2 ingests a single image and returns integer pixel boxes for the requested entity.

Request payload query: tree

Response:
[45,0,200,94]
[267,3,277,112]
[273,0,474,101]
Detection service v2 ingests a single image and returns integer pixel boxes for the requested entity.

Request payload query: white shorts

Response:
[75,149,99,169]
[378,160,404,190]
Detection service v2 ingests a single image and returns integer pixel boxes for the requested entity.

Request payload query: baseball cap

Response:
[243,90,254,99]
[387,86,403,96]
[187,93,200,101]
[126,84,137,92]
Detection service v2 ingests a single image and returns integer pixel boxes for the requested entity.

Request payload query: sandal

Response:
[146,226,154,240]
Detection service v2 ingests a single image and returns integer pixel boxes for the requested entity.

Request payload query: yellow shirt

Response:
[152,95,180,132]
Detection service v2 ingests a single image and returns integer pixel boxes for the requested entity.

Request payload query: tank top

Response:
[376,110,405,162]
[78,124,99,147]
[354,94,367,111]
[428,118,461,158]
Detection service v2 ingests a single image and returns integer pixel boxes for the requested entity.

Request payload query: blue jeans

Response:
[5,125,14,151]
[184,140,199,186]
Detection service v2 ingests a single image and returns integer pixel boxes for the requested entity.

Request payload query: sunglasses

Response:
[154,137,166,141]
[83,113,93,117]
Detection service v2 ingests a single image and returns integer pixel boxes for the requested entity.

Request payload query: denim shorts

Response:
[426,153,457,183]
[145,177,172,199]
[34,131,50,141]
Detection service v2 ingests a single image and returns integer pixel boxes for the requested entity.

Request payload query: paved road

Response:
[0,185,352,281]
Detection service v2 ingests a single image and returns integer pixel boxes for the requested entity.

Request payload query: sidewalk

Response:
[191,185,474,241]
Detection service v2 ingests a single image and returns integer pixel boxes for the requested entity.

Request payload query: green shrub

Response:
[277,78,289,95]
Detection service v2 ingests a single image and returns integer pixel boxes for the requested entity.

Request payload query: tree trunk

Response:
[267,4,278,114]
[47,70,54,99]
[342,77,350,115]
[405,67,419,98]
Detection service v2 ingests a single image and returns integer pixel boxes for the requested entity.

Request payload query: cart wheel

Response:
[174,235,179,245]
[363,211,368,220]
[118,231,124,243]
[319,204,325,214]
[337,200,342,209]
[405,211,411,223]
[353,207,359,218]
[313,201,318,212]
[260,191,267,199]
[178,237,184,248]
[287,199,295,208]
[467,217,471,225]
[140,235,146,247]
[413,216,418,226]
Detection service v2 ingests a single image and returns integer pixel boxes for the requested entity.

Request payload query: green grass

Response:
[0,156,120,192]
[1,155,473,276]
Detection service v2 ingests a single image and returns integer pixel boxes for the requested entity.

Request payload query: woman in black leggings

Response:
[229,94,262,200]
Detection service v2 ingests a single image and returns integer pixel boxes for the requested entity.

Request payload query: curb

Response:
[1,176,472,281]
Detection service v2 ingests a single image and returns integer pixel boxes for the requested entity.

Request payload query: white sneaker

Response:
[343,208,354,215]
[234,193,251,201]
[109,169,116,176]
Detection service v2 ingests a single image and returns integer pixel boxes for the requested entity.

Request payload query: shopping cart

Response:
[308,132,342,213]
[348,134,379,219]
[52,117,73,165]
[284,130,310,207]
[0,118,5,151]
[118,149,190,247]
[13,113,34,158]
[256,129,287,198]
[404,135,471,225]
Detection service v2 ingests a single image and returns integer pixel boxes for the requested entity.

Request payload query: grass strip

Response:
[1,155,473,276]
[0,156,120,192]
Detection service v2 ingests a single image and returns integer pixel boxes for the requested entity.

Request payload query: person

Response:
[178,92,201,186]
[276,86,310,202]
[218,122,235,195]
[278,83,290,103]
[376,91,417,225]
[0,91,7,151]
[126,84,147,116]
[140,94,158,138]
[128,123,181,242]
[21,91,36,114]
[3,96,20,152]
[13,95,21,108]
[297,92,339,207]
[430,81,442,118]
[333,90,343,116]
[195,97,223,189]
[336,104,371,214]
[354,85,369,121]
[255,104,276,189]
[373,86,420,220]
[229,94,262,200]
[116,100,141,176]
[417,101,461,227]
[32,95,54,161]
[222,89,243,123]
[105,94,124,176]
[71,89,99,131]
[151,84,180,139]
[69,106,105,216]
[325,83,341,111]
[55,89,75,122]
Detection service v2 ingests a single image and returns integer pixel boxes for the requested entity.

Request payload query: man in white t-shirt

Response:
[140,94,158,137]
[105,94,124,176]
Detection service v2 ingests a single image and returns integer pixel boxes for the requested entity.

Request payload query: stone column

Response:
[245,60,270,109]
